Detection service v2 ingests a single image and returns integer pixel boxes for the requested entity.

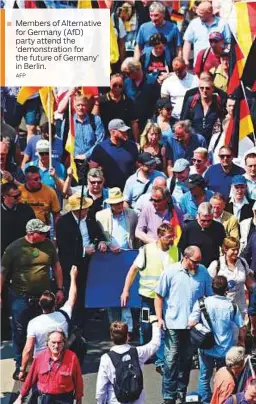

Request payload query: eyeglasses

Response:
[89,180,103,185]
[188,257,201,265]
[39,152,49,156]
[112,83,123,88]
[192,159,203,164]
[219,154,232,159]
[200,218,212,223]
[6,193,21,199]
[199,86,211,91]
[150,198,163,203]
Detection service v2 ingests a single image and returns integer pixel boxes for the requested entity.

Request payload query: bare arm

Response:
[177,46,182,58]
[135,229,156,244]
[120,264,139,306]
[53,261,63,290]
[183,40,192,67]
[21,153,30,170]
[134,44,142,61]
[19,337,35,378]
[67,265,78,308]
[154,293,165,329]
[57,88,76,114]
[62,167,73,198]
[167,160,173,178]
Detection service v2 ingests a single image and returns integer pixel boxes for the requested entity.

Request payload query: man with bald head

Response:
[161,57,198,122]
[183,1,231,67]
[155,245,212,404]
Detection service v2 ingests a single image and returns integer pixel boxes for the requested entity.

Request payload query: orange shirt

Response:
[19,184,60,224]
[211,367,236,404]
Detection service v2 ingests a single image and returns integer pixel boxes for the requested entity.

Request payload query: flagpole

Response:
[48,87,52,170]
[241,80,256,145]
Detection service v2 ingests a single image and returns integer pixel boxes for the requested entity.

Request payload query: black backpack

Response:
[58,309,87,367]
[108,347,143,403]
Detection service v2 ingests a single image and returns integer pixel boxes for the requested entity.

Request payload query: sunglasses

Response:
[112,83,123,88]
[6,193,21,199]
[192,159,203,164]
[188,257,201,264]
[150,198,163,203]
[90,180,103,185]
[200,219,212,223]
[219,154,232,159]
[199,86,211,91]
[39,152,49,156]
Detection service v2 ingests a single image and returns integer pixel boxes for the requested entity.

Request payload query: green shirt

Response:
[2,237,58,295]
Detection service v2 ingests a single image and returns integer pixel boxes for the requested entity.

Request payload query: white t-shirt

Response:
[208,256,252,316]
[161,72,199,119]
[27,301,72,356]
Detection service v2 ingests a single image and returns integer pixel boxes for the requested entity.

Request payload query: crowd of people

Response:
[1,1,256,404]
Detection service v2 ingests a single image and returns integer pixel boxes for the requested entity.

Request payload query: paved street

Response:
[1,310,199,403]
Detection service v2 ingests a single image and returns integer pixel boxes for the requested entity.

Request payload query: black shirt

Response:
[141,52,168,74]
[1,202,35,255]
[178,220,226,267]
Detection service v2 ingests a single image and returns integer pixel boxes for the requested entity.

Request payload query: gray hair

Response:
[184,246,201,258]
[46,329,67,346]
[87,167,104,180]
[149,1,166,15]
[198,202,213,216]
[225,346,245,367]
[173,120,193,135]
[121,57,142,73]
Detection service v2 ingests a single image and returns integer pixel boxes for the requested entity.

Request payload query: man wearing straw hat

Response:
[56,193,107,327]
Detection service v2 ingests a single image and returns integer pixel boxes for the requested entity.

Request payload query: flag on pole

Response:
[39,87,54,123]
[17,87,41,104]
[227,33,245,95]
[241,38,256,91]
[225,86,254,156]
[65,98,78,183]
[172,1,180,12]
[235,2,256,58]
[81,87,99,98]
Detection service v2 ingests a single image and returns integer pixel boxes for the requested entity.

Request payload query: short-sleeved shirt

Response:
[194,48,221,76]
[156,262,213,329]
[166,133,207,163]
[179,189,214,219]
[24,135,63,162]
[98,93,138,138]
[183,16,231,63]
[27,301,72,356]
[19,183,60,224]
[24,159,66,190]
[1,237,58,295]
[204,163,245,200]
[161,72,199,120]
[136,20,181,63]
[90,138,138,190]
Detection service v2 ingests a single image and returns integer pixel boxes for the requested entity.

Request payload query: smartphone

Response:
[141,307,150,323]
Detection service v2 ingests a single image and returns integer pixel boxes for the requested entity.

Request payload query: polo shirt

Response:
[90,138,138,190]
[124,74,160,130]
[194,47,221,76]
[189,295,244,358]
[204,163,245,200]
[136,20,181,63]
[183,16,231,63]
[24,135,63,162]
[123,169,166,208]
[1,202,36,254]
[180,189,214,218]
[161,72,199,119]
[178,220,226,267]
[74,113,105,158]
[99,93,138,138]
[166,133,207,163]
[156,262,213,329]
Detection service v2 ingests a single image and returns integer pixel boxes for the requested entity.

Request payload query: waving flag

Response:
[235,2,256,58]
[241,39,256,92]
[227,33,245,95]
[170,208,182,245]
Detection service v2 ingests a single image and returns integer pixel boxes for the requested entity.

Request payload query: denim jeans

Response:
[162,329,192,400]
[139,296,164,367]
[9,289,41,369]
[198,351,226,403]
[107,308,133,332]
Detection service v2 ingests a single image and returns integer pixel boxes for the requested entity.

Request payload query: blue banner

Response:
[85,250,141,308]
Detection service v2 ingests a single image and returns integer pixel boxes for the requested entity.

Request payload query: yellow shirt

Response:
[210,65,229,92]
[19,184,60,224]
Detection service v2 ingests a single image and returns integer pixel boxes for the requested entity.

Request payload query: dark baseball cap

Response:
[187,174,205,189]
[138,152,160,166]
[209,31,224,41]
[156,98,173,110]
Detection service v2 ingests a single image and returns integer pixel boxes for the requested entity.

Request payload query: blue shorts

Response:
[18,97,41,126]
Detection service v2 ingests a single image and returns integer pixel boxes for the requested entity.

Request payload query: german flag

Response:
[170,208,182,246]
[225,86,254,156]
[241,39,256,92]
[235,2,256,57]
[170,10,184,24]
[17,87,54,123]
[172,1,180,12]
[227,33,245,95]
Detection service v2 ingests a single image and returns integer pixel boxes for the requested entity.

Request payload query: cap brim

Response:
[27,225,51,233]
[118,125,130,132]
[187,182,198,189]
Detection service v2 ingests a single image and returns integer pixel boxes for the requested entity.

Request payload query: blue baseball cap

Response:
[232,175,247,186]
[173,158,190,173]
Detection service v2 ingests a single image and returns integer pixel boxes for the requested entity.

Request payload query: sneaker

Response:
[176,392,186,404]
[12,369,20,381]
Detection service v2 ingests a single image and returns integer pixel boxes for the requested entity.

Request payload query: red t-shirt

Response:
[194,48,221,76]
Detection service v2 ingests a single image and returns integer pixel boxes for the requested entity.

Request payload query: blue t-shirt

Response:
[90,138,138,190]
[166,133,207,163]
[136,20,181,62]
[204,163,245,200]
[180,189,214,219]
[24,135,63,162]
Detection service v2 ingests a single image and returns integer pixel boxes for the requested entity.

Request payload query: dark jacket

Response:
[225,198,254,223]
[56,211,105,277]
[241,231,256,274]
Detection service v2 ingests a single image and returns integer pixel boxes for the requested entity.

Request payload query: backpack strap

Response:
[89,114,96,133]
[108,348,135,368]
[200,47,211,73]
[198,297,213,331]
[169,176,176,196]
[129,347,139,362]
[57,309,71,336]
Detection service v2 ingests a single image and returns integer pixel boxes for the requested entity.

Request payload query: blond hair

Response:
[193,147,208,159]
[140,121,162,148]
